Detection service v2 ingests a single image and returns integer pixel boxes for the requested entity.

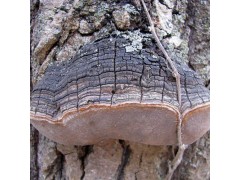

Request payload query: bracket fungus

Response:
[30,37,210,146]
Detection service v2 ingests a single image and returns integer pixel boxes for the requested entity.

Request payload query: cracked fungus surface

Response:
[30,37,210,145]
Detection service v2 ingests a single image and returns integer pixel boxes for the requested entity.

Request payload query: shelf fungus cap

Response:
[30,38,210,146]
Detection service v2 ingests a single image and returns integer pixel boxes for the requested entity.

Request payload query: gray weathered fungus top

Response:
[30,37,210,145]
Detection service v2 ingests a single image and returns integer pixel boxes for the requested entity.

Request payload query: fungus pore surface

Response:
[30,37,210,145]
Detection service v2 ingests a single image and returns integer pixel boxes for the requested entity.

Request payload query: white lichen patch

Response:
[122,30,145,52]
[151,54,158,59]
[122,4,139,15]
[169,36,183,47]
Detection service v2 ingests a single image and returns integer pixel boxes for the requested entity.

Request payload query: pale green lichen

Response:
[122,4,139,15]
[122,30,143,52]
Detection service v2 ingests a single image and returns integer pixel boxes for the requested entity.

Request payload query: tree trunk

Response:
[30,0,210,179]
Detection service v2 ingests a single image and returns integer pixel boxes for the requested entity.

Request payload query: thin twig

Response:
[164,114,187,180]
[140,0,181,106]
[139,0,186,179]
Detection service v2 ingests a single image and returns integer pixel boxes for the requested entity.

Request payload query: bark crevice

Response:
[115,140,131,180]
[80,145,93,180]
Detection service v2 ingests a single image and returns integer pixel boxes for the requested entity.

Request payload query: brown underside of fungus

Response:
[30,37,210,146]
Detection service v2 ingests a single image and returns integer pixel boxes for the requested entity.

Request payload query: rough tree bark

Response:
[30,0,210,179]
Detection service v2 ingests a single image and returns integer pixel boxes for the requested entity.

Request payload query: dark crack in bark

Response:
[115,140,131,180]
[57,152,65,179]
[30,125,39,180]
[111,40,117,105]
[80,145,93,180]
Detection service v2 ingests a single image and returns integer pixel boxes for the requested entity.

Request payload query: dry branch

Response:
[139,0,187,179]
